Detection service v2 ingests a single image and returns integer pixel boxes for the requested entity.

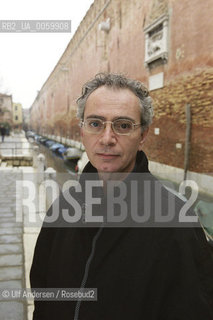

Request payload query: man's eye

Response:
[120,123,130,129]
[89,120,101,128]
[115,121,131,130]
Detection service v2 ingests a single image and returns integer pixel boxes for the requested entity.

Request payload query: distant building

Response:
[22,108,31,131]
[12,103,23,130]
[0,93,13,130]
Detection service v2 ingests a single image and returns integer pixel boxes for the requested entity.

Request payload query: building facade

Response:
[0,93,13,130]
[12,103,23,130]
[30,0,213,177]
[22,108,30,131]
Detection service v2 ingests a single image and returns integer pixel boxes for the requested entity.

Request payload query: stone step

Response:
[0,162,7,167]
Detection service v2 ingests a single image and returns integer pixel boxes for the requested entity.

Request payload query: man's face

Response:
[81,86,148,173]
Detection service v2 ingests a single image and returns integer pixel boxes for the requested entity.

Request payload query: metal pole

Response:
[184,104,191,180]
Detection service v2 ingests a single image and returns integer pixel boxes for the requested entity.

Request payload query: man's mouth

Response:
[96,153,120,160]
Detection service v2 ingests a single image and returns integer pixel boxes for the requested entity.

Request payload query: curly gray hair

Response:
[76,73,154,130]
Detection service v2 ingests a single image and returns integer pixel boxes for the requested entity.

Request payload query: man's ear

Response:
[138,128,149,151]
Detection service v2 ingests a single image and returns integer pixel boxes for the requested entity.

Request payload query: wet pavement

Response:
[0,134,78,320]
[0,134,38,320]
[0,166,27,320]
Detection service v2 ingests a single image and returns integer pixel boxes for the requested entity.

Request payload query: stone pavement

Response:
[0,134,32,167]
[0,134,41,320]
[0,166,27,320]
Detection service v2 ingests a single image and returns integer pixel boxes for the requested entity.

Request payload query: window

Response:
[15,115,18,121]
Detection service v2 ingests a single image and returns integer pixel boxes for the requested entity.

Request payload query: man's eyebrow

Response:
[85,115,136,122]
[113,116,136,122]
[85,115,105,120]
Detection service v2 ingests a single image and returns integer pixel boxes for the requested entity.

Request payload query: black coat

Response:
[30,151,213,320]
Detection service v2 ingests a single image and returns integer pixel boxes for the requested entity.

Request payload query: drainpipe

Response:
[184,104,191,180]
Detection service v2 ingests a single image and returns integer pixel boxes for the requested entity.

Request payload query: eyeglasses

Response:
[81,118,141,135]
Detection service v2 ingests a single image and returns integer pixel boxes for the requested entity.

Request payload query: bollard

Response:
[33,146,39,168]
[44,167,58,211]
[37,153,46,184]
[45,167,57,179]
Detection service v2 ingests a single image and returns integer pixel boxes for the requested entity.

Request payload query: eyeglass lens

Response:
[84,119,134,135]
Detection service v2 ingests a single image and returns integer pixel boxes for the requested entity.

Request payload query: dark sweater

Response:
[30,151,213,320]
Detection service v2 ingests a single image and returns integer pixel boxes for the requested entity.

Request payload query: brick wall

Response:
[143,70,213,173]
[30,0,213,173]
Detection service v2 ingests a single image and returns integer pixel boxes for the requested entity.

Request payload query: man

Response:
[30,73,213,320]
[0,124,6,142]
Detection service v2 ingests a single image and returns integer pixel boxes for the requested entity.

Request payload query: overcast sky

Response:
[0,0,94,108]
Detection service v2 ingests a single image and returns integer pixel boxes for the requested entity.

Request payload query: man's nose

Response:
[99,122,116,145]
